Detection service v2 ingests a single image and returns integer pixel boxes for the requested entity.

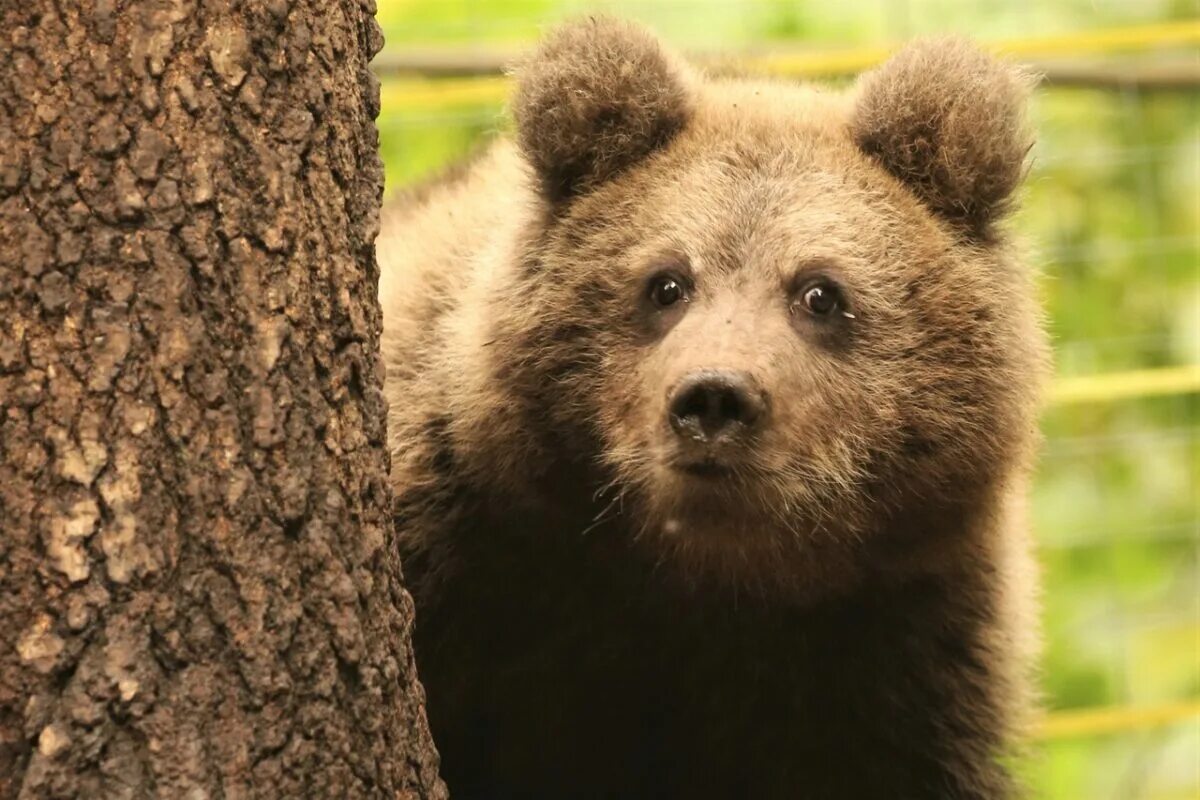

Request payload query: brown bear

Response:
[378,17,1047,800]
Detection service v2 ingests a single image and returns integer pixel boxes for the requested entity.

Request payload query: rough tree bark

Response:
[0,2,445,797]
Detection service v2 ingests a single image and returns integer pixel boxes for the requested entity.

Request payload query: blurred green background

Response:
[374,2,1200,796]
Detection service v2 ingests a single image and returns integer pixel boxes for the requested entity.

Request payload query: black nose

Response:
[668,370,765,442]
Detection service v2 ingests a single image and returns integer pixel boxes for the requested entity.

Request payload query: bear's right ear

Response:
[851,38,1035,238]
[512,17,693,203]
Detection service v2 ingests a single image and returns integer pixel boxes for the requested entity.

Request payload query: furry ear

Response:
[511,17,692,202]
[851,38,1035,237]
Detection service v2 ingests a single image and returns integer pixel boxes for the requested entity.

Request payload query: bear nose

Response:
[668,370,765,442]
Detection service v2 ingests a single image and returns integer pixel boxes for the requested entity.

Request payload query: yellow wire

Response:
[1050,365,1200,406]
[381,75,510,113]
[995,19,1200,58]
[1035,699,1200,739]
[753,19,1200,75]
[378,20,1200,112]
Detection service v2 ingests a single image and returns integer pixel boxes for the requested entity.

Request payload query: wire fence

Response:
[377,5,1199,796]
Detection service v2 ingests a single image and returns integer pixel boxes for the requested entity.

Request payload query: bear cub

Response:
[379,17,1046,800]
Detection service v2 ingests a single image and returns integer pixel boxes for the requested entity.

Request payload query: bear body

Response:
[379,19,1045,799]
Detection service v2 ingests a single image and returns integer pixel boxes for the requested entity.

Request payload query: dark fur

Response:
[380,18,1045,800]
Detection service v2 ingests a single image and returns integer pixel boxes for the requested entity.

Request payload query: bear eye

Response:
[649,274,687,308]
[799,282,842,316]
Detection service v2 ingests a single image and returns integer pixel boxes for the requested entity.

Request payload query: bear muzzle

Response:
[667,369,767,466]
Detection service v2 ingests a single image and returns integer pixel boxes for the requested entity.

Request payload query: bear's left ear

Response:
[512,17,693,203]
[851,38,1035,238]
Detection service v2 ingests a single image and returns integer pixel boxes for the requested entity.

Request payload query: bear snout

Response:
[667,369,767,445]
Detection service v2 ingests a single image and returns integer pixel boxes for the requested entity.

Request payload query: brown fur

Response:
[379,18,1046,799]
[512,18,692,201]
[852,37,1036,237]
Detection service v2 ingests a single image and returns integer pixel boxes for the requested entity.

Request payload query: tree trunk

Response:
[0,2,445,797]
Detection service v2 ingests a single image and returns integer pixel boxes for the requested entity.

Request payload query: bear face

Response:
[467,20,1045,595]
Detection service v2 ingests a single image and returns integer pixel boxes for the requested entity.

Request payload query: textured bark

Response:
[0,2,445,798]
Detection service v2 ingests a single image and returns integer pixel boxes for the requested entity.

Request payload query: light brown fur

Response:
[380,18,1047,799]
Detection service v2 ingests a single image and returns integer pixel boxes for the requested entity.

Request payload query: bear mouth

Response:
[675,460,734,479]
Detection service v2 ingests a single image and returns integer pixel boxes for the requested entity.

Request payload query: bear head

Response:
[483,18,1045,596]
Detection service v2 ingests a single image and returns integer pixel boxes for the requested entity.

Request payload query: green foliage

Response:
[377,2,1199,796]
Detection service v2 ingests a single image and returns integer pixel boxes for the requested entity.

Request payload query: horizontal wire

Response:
[1050,365,1200,405]
[743,20,1200,76]
[1038,521,1199,550]
[1040,235,1198,266]
[1043,428,1195,459]
[376,20,1200,111]
[1035,698,1200,739]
